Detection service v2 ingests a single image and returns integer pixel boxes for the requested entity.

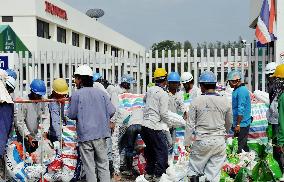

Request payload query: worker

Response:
[15,79,50,153]
[107,73,136,181]
[227,70,251,153]
[68,65,116,182]
[270,64,284,171]
[166,72,187,153]
[265,62,278,94]
[48,78,69,143]
[93,72,109,95]
[180,72,201,101]
[107,74,136,107]
[0,72,15,180]
[93,72,114,177]
[185,71,232,182]
[265,62,282,170]
[140,68,171,181]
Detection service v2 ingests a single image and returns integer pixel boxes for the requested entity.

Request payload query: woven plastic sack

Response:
[133,152,146,175]
[5,142,28,182]
[135,175,149,182]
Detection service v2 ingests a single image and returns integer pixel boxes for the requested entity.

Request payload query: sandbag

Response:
[30,139,56,165]
[5,142,28,182]
[254,90,269,104]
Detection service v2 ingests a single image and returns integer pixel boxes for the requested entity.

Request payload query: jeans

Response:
[140,126,168,177]
[234,125,250,153]
[79,138,110,182]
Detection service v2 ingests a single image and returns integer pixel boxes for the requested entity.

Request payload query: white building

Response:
[249,0,284,64]
[0,0,145,58]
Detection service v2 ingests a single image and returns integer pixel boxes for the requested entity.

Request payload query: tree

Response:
[151,40,185,58]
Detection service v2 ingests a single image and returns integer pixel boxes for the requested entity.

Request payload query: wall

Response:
[0,0,145,55]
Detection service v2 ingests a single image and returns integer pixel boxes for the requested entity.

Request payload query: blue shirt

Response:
[49,102,65,141]
[0,103,14,156]
[232,84,251,127]
[68,87,116,142]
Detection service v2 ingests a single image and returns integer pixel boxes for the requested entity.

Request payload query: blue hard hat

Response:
[167,72,181,82]
[199,71,217,84]
[6,69,17,80]
[93,73,102,82]
[30,79,46,96]
[227,70,242,81]
[121,74,136,84]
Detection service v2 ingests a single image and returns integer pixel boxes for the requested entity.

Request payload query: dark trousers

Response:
[140,126,168,177]
[124,124,142,170]
[234,125,250,153]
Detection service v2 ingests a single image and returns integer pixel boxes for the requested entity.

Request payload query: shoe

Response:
[144,174,154,181]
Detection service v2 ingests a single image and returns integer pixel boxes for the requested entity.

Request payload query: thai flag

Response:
[255,0,277,44]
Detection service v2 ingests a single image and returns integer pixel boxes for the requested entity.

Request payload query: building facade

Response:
[0,0,145,58]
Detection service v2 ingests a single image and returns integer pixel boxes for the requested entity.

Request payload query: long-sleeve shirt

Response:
[15,102,50,137]
[49,102,65,141]
[0,103,14,156]
[68,87,116,142]
[185,94,232,145]
[278,93,284,146]
[232,84,251,127]
[93,82,110,97]
[142,86,171,131]
[168,91,186,115]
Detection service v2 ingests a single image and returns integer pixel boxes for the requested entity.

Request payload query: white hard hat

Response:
[6,76,16,90]
[74,65,93,77]
[181,72,194,83]
[265,62,278,75]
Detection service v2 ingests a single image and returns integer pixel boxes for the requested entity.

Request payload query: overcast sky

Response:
[62,0,254,49]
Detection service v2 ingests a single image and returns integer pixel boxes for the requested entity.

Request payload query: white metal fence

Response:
[13,47,273,97]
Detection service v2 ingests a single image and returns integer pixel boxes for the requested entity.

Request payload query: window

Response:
[2,16,13,22]
[104,44,108,54]
[72,32,79,47]
[85,37,90,50]
[57,27,66,43]
[37,19,49,39]
[111,46,119,57]
[95,41,100,52]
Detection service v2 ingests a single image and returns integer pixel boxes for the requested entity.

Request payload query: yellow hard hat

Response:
[153,68,167,78]
[271,64,284,78]
[52,78,69,94]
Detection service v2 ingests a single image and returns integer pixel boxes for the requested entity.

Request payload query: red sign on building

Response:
[45,1,68,20]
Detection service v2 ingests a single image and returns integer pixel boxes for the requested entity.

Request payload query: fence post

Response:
[248,48,252,91]
[19,52,23,97]
[168,50,171,72]
[200,49,204,73]
[234,48,238,71]
[241,48,245,83]
[149,50,153,83]
[262,48,266,91]
[155,50,158,69]
[162,50,165,69]
[214,49,218,78]
[221,49,225,86]
[181,49,185,74]
[187,49,191,73]
[193,49,198,86]
[255,48,259,91]
[174,50,178,72]
[207,49,210,71]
